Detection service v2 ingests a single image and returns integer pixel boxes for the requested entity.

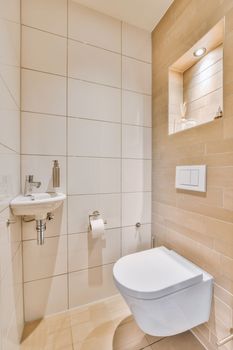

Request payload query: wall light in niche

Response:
[168,18,224,135]
[193,47,206,57]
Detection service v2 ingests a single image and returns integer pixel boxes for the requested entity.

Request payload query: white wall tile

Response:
[122,56,151,94]
[68,118,121,158]
[122,90,151,127]
[3,288,24,350]
[22,201,67,240]
[21,112,66,155]
[122,23,151,63]
[0,64,20,107]
[0,19,20,66]
[0,147,20,209]
[68,40,121,87]
[68,79,121,122]
[122,125,152,159]
[68,1,121,53]
[0,245,22,340]
[68,229,121,272]
[122,159,151,192]
[122,192,151,227]
[21,69,66,115]
[23,235,67,282]
[69,264,117,308]
[0,0,22,343]
[68,157,121,195]
[122,224,151,255]
[0,208,21,280]
[68,194,121,233]
[21,0,67,36]
[24,274,68,322]
[0,73,18,112]
[0,110,20,152]
[0,0,20,23]
[21,155,67,194]
[22,26,67,75]
[20,2,152,319]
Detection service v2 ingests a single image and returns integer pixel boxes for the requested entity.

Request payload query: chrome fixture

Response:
[24,175,41,196]
[88,210,107,229]
[36,219,46,245]
[52,160,60,188]
[23,212,54,245]
[216,329,233,347]
[6,218,17,226]
[135,222,141,228]
[151,235,156,248]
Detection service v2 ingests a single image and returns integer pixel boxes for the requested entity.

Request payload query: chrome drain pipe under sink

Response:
[36,219,46,245]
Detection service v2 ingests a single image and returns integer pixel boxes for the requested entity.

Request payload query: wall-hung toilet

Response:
[113,246,213,336]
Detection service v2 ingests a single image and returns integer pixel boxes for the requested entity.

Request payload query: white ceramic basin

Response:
[11,192,66,220]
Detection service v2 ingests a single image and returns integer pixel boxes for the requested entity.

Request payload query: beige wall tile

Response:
[152,1,233,349]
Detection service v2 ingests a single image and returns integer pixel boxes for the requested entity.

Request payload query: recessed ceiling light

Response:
[193,47,206,57]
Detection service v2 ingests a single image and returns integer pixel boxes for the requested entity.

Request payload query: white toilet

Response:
[113,246,213,336]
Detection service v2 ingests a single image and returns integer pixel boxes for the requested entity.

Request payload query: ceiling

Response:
[74,0,174,32]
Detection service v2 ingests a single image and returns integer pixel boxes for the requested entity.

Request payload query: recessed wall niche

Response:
[168,19,224,135]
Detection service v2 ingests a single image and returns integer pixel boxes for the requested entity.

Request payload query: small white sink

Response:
[11,192,66,220]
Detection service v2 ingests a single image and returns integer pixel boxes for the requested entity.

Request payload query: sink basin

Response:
[11,192,66,220]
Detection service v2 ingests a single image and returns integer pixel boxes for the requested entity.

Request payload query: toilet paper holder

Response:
[88,211,107,229]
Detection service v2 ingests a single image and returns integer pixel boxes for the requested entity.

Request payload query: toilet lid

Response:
[113,246,203,299]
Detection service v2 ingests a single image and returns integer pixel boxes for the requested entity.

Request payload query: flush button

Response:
[175,165,206,192]
[190,169,199,186]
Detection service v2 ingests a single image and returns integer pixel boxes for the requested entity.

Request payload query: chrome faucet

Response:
[24,175,41,196]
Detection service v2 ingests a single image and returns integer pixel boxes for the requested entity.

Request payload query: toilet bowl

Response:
[113,246,213,336]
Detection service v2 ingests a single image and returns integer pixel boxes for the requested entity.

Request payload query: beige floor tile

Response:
[72,319,117,345]
[150,332,205,350]
[113,316,149,350]
[73,335,113,350]
[45,328,73,350]
[145,334,163,345]
[20,296,206,350]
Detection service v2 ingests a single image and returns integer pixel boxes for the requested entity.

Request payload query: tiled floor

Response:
[20,295,205,350]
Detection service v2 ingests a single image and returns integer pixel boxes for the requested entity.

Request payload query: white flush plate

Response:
[175,165,206,192]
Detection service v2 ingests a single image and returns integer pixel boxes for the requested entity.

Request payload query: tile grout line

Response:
[21,66,152,97]
[120,20,123,258]
[66,0,69,311]
[21,23,152,64]
[19,0,27,328]
[21,109,153,128]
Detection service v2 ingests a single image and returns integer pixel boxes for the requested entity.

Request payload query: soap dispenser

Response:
[52,160,60,189]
